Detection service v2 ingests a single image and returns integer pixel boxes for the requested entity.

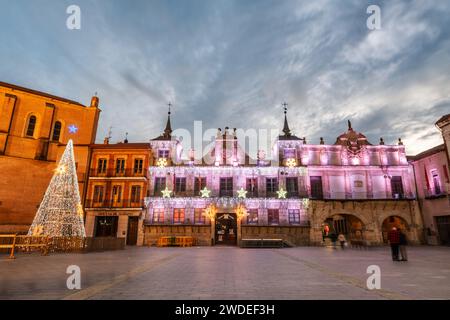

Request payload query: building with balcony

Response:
[84,141,152,246]
[408,114,450,245]
[0,81,100,233]
[143,108,423,246]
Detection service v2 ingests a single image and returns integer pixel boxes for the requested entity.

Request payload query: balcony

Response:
[424,189,448,200]
[89,169,147,178]
[84,199,145,209]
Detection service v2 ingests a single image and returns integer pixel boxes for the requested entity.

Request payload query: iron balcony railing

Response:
[89,169,148,178]
[84,199,145,209]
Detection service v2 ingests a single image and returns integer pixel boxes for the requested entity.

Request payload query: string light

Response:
[28,139,86,237]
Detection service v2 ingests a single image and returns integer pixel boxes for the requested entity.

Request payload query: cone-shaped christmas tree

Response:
[28,139,86,237]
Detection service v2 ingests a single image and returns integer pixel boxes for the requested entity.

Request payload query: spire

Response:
[163,102,172,138]
[282,102,291,136]
[348,120,352,131]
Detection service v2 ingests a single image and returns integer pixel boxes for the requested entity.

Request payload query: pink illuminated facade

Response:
[143,110,424,246]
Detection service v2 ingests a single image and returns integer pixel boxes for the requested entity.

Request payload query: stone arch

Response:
[381,215,409,243]
[322,213,366,242]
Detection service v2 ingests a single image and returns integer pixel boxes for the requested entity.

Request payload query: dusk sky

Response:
[1,0,449,155]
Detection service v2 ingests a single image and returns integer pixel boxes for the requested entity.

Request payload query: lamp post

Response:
[204,204,217,246]
[235,203,247,246]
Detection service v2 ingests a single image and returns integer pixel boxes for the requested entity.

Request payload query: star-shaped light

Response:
[56,165,66,174]
[161,187,172,198]
[68,125,78,134]
[286,158,297,168]
[156,158,168,168]
[237,187,247,199]
[277,188,287,199]
[200,187,211,198]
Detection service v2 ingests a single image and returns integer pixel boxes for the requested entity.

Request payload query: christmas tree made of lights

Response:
[28,139,86,238]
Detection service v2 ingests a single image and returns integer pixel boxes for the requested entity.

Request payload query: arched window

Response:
[26,115,37,137]
[52,121,62,141]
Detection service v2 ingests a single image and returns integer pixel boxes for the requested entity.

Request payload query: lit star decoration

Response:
[157,158,168,168]
[277,188,287,199]
[68,125,78,134]
[200,187,211,198]
[237,187,247,199]
[286,158,297,168]
[161,187,172,198]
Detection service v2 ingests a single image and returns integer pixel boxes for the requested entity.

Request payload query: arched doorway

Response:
[382,216,409,243]
[323,214,365,241]
[215,212,237,245]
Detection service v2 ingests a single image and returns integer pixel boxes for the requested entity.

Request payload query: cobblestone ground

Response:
[0,246,449,300]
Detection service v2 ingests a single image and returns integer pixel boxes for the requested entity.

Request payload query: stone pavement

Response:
[0,246,449,300]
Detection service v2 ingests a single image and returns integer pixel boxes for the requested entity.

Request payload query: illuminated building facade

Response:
[143,109,424,246]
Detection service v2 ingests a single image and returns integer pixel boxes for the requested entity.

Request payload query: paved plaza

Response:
[0,246,449,300]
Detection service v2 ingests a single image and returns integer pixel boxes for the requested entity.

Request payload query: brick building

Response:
[0,82,100,233]
[84,141,152,245]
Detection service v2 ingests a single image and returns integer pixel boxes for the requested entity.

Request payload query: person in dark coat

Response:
[387,227,400,261]
[329,233,338,249]
[399,229,408,261]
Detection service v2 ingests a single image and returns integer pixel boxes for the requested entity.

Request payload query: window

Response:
[220,177,233,197]
[391,176,404,199]
[154,177,166,195]
[175,177,186,193]
[97,158,107,174]
[95,216,118,237]
[112,185,122,203]
[246,178,258,197]
[153,208,164,223]
[115,158,125,174]
[266,178,278,196]
[173,208,185,224]
[431,170,441,194]
[26,115,37,137]
[52,121,62,141]
[194,208,206,224]
[194,177,206,195]
[288,209,301,225]
[158,149,170,158]
[93,185,104,203]
[268,209,279,225]
[286,177,299,198]
[310,176,323,199]
[134,158,143,174]
[247,209,258,225]
[131,185,141,203]
[284,148,295,159]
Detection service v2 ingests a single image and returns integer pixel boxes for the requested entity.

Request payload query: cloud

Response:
[0,0,449,155]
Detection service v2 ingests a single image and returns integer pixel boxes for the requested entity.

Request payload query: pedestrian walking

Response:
[399,229,408,261]
[338,233,346,249]
[387,227,400,261]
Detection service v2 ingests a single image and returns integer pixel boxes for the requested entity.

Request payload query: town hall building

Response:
[143,108,423,246]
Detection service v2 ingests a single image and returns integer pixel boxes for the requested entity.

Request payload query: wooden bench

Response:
[0,234,17,259]
[240,238,284,248]
[157,236,194,247]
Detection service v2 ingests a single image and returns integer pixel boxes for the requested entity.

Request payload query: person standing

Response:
[330,233,338,249]
[338,233,346,249]
[387,227,400,261]
[399,229,408,261]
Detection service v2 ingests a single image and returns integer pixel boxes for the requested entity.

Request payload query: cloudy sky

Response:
[0,0,449,155]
